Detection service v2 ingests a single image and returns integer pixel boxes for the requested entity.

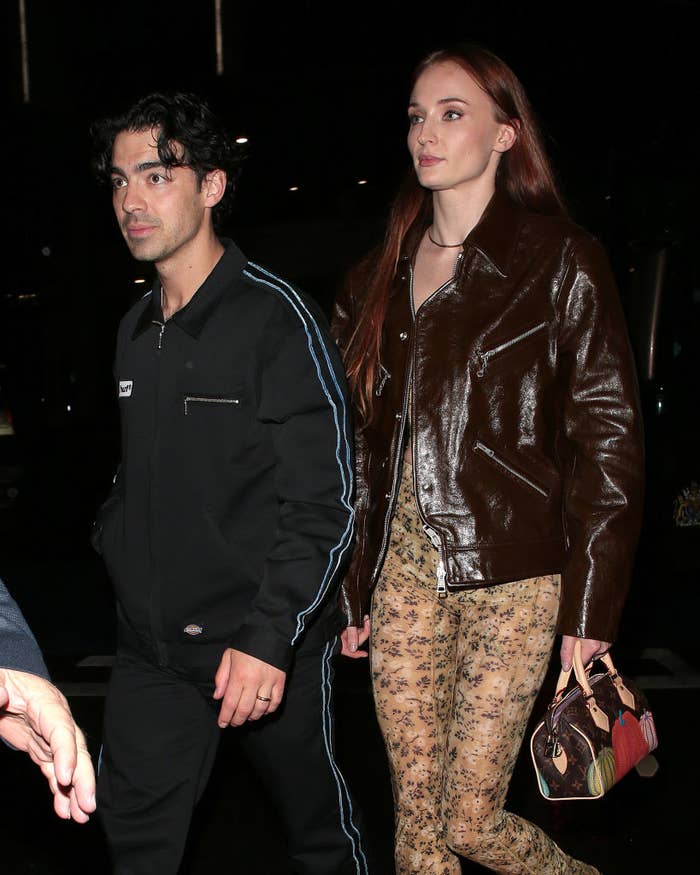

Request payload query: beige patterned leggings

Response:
[370,461,600,875]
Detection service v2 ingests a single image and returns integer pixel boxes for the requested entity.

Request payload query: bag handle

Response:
[552,641,637,732]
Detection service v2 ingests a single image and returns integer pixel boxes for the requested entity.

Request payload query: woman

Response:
[333,44,644,874]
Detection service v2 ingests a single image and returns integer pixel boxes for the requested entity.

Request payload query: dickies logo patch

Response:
[119,381,133,398]
[184,624,204,636]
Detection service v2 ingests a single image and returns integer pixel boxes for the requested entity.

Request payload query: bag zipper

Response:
[477,321,548,377]
[473,440,548,498]
[544,670,610,752]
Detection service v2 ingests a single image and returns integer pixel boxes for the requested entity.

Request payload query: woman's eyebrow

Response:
[408,97,469,109]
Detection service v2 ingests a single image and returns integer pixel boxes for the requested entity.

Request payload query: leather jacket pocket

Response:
[473,440,549,499]
[476,321,549,377]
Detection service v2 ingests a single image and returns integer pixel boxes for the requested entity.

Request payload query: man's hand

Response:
[340,615,370,659]
[0,669,96,822]
[213,648,286,728]
[560,635,611,672]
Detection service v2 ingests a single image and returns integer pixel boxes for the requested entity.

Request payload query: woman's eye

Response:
[408,114,424,126]
[444,110,462,121]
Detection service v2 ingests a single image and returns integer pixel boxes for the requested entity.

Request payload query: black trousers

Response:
[97,637,370,875]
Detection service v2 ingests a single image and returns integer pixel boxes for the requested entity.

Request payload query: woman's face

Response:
[407,61,515,195]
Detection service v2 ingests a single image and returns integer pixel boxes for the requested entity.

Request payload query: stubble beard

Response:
[122,227,168,264]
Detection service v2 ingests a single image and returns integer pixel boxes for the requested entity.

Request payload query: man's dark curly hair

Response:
[92,91,243,228]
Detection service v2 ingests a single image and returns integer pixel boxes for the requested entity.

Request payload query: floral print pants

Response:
[370,460,600,875]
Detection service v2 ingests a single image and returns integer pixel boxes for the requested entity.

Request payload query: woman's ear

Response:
[495,120,518,154]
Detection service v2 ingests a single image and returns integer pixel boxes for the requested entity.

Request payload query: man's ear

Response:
[202,169,226,206]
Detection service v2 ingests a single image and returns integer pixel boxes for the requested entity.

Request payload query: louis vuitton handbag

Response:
[530,641,658,800]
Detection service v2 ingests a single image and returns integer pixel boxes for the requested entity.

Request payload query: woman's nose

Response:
[417,121,436,145]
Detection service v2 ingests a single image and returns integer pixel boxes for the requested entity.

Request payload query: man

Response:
[0,577,96,822]
[91,92,369,874]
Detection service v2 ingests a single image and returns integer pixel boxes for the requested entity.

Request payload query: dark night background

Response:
[0,1,698,872]
[1,0,697,632]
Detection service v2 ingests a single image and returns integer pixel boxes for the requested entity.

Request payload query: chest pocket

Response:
[180,389,253,467]
[476,321,550,378]
[183,393,241,416]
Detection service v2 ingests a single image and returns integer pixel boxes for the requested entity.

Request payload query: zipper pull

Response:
[436,562,447,598]
[423,525,448,598]
[545,730,561,759]
[423,524,440,547]
[157,323,165,350]
[376,368,390,397]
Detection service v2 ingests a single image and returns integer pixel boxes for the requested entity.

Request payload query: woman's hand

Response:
[560,635,611,672]
[340,615,371,658]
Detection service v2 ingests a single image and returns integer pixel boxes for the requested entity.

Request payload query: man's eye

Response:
[149,173,167,184]
[111,177,126,190]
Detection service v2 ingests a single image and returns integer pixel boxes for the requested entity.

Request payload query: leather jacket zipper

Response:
[183,396,240,415]
[422,524,447,597]
[370,363,412,587]
[410,256,462,598]
[477,321,548,377]
[372,256,463,596]
[369,264,421,588]
[473,440,548,498]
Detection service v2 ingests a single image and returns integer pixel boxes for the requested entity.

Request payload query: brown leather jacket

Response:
[332,191,644,643]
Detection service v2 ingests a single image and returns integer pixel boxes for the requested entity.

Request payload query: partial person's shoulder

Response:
[240,260,331,333]
[520,211,605,264]
[519,214,619,311]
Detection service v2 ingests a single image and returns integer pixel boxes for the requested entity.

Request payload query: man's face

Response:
[110,128,211,265]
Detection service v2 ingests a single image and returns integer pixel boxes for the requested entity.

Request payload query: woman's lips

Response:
[419,155,442,167]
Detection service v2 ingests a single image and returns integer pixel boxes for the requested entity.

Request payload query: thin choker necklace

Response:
[427,226,463,248]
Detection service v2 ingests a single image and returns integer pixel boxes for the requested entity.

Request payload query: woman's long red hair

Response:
[342,44,568,426]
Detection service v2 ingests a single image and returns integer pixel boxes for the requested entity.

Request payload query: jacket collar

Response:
[400,189,524,278]
[464,189,524,278]
[132,238,248,340]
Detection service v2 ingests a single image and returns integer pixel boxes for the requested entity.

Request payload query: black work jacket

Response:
[95,241,353,677]
[333,191,644,643]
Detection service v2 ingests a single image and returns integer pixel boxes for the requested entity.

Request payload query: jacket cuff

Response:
[340,582,368,628]
[229,623,293,673]
[556,601,620,645]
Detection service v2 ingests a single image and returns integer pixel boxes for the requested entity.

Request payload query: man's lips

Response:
[418,155,442,167]
[124,224,157,238]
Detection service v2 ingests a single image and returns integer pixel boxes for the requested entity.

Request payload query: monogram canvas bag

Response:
[530,641,658,800]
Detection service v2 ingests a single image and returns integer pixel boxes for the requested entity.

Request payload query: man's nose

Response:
[121,184,147,214]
